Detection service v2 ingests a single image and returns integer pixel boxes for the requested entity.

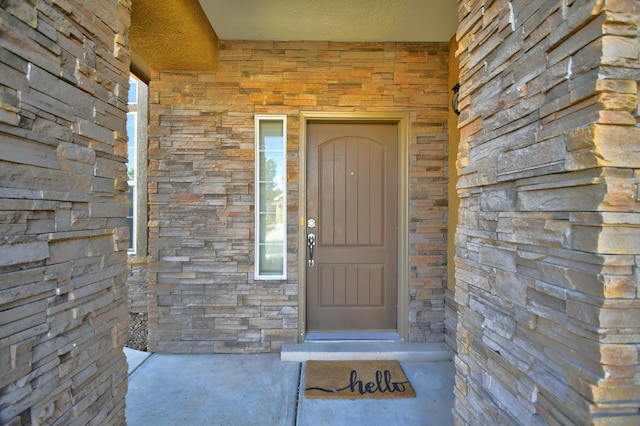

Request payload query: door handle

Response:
[307,233,316,267]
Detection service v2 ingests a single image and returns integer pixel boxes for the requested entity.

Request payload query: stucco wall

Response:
[147,41,451,353]
[0,0,130,424]
[454,0,640,424]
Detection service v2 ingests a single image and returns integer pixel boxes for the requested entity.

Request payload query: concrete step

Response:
[281,341,453,362]
[124,347,152,376]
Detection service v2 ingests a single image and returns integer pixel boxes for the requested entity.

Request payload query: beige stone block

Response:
[497,214,570,248]
[571,211,640,226]
[567,297,640,329]
[0,83,19,121]
[602,35,640,68]
[572,224,640,254]
[589,383,640,404]
[567,124,640,170]
[593,110,637,125]
[543,259,633,298]
[600,274,637,299]
[479,245,517,272]
[56,142,96,165]
[599,343,638,366]
[494,271,529,306]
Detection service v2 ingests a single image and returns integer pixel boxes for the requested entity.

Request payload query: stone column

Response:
[454,0,639,424]
[0,1,131,424]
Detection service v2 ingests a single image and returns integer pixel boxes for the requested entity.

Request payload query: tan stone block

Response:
[567,297,640,328]
[567,124,640,169]
[589,382,640,404]
[572,224,640,254]
[599,344,638,365]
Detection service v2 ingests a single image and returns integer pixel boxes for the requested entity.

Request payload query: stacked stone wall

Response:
[454,0,639,424]
[147,41,451,353]
[127,261,148,314]
[0,0,130,424]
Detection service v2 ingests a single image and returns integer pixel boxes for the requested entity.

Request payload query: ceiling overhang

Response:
[129,0,458,78]
[198,0,458,43]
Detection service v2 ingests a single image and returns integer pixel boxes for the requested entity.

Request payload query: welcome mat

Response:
[304,360,415,399]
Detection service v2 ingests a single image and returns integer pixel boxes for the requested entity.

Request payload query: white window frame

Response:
[254,115,287,280]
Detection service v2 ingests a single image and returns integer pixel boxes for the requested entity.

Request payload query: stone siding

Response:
[0,0,130,424]
[454,0,640,424]
[147,41,451,353]
[127,261,148,314]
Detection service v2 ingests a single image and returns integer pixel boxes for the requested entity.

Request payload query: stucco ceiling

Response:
[198,0,459,42]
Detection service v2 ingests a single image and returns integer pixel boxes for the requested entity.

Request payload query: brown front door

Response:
[306,122,398,332]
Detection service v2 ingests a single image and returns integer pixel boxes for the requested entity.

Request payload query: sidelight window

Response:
[126,75,148,256]
[126,77,138,253]
[255,115,287,280]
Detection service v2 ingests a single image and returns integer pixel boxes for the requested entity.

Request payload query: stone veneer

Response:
[147,41,451,353]
[454,0,640,424]
[127,260,148,314]
[0,0,130,424]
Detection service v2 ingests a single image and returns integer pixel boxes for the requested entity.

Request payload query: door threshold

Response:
[304,332,401,342]
[281,341,452,362]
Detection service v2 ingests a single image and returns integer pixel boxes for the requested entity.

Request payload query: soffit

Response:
[198,0,458,42]
[129,0,219,76]
[129,0,458,78]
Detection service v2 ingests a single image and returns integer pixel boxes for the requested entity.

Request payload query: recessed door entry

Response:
[306,122,398,333]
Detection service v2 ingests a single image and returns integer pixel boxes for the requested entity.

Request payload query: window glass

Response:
[126,112,136,181]
[126,185,135,250]
[128,77,138,104]
[255,116,287,279]
[126,76,140,253]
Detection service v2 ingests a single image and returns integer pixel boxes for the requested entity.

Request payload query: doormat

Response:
[304,361,415,399]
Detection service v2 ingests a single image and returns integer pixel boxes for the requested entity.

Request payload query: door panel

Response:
[319,265,384,306]
[307,123,397,332]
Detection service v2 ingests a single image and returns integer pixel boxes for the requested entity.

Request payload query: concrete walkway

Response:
[125,349,455,426]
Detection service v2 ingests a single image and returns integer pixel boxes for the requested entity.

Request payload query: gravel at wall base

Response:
[127,313,148,352]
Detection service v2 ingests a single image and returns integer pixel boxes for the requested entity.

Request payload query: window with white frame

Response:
[126,75,148,256]
[255,115,287,279]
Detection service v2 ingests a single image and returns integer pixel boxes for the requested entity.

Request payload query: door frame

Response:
[297,111,410,342]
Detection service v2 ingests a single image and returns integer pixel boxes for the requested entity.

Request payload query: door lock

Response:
[307,233,316,267]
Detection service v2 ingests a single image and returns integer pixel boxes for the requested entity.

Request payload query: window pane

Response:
[128,77,138,104]
[259,151,284,182]
[258,244,284,275]
[126,184,134,250]
[259,121,283,150]
[126,112,136,180]
[262,135,283,151]
[258,183,284,212]
[259,213,284,243]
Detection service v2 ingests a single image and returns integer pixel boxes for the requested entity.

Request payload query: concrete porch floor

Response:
[125,346,455,425]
